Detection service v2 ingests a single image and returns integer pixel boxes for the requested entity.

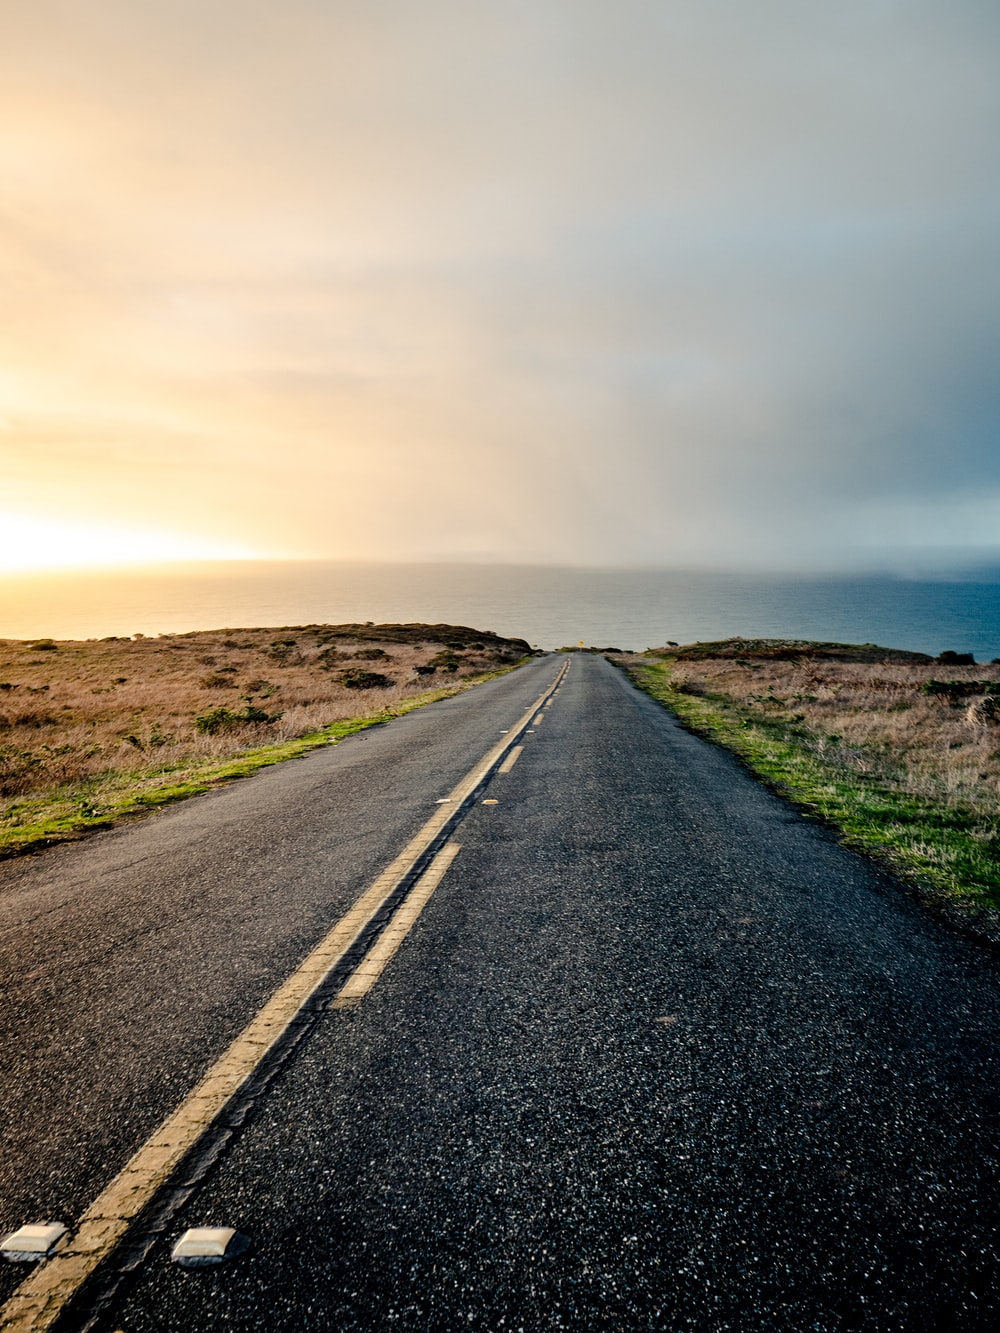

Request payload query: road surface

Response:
[2,654,999,1330]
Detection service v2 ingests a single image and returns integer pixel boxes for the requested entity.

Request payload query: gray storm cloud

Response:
[1,0,998,568]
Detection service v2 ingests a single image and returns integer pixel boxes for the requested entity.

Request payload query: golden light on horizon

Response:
[0,512,259,574]
[0,4,996,572]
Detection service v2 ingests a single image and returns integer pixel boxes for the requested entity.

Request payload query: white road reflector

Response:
[0,1225,67,1263]
[171,1227,249,1267]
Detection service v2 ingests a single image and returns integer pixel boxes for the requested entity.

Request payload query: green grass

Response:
[0,666,520,859]
[630,660,1000,913]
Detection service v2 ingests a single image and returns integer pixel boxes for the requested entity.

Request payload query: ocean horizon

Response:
[1,560,998,661]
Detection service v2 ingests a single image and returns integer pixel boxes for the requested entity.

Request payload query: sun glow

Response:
[0,513,259,573]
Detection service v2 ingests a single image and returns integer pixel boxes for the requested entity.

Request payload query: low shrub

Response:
[244,678,279,697]
[11,711,58,728]
[937,651,976,665]
[201,672,239,689]
[340,670,394,690]
[922,679,1000,699]
[194,703,283,734]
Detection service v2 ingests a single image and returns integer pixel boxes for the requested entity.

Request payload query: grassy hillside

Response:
[620,638,1000,934]
[0,623,531,858]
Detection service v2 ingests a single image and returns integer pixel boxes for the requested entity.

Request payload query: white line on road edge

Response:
[332,842,461,1009]
[0,660,568,1333]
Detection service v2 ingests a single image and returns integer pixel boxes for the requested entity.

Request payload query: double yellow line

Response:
[1,660,567,1332]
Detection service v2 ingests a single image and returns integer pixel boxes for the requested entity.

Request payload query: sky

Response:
[2,0,999,573]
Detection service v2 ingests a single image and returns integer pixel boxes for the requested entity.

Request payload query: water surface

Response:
[1,561,997,659]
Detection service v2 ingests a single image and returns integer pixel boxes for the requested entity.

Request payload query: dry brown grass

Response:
[659,652,1000,813]
[0,623,529,844]
[623,638,1000,913]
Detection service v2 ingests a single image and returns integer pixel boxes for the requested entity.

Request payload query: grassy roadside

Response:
[0,663,523,861]
[625,651,1000,929]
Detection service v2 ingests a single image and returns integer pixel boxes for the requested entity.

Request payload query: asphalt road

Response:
[0,658,559,1310]
[4,653,1000,1330]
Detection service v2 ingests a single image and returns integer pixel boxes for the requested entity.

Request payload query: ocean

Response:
[1,561,998,660]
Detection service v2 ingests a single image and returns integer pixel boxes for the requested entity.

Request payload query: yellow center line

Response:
[332,842,462,1009]
[498,745,523,774]
[0,660,567,1333]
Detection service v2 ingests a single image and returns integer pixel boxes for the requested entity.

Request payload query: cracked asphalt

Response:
[4,653,1000,1331]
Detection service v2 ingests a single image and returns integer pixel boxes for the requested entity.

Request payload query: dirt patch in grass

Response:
[0,623,532,858]
[618,638,1000,939]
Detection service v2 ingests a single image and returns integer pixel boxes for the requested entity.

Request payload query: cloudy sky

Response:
[2,0,999,571]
